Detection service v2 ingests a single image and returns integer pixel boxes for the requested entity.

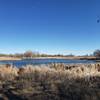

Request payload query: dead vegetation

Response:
[0,63,100,100]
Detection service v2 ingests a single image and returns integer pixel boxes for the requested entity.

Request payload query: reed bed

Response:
[0,63,100,100]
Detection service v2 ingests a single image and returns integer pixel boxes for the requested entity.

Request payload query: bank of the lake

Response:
[0,57,21,61]
[0,56,96,61]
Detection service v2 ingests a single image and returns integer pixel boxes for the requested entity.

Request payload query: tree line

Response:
[0,50,74,58]
[0,50,100,58]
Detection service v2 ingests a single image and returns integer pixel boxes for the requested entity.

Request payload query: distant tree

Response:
[14,53,24,58]
[83,54,89,57]
[56,54,62,57]
[93,49,100,57]
[24,50,33,58]
[0,54,8,57]
[66,54,74,57]
[40,53,48,57]
[9,54,14,57]
[32,51,40,57]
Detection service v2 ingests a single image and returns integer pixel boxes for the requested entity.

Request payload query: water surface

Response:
[0,59,95,67]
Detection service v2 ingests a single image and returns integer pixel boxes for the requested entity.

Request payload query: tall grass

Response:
[0,63,100,83]
[0,63,100,100]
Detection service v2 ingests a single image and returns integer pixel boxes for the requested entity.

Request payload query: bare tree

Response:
[24,50,33,58]
[93,49,100,58]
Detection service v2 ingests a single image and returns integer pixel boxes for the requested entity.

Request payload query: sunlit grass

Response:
[0,63,100,100]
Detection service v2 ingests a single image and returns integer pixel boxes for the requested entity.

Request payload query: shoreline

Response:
[0,57,21,61]
[0,56,97,61]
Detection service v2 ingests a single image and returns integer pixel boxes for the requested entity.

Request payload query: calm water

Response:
[0,59,95,67]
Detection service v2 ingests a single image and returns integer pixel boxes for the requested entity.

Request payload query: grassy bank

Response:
[0,63,100,100]
[0,57,21,61]
[0,56,97,61]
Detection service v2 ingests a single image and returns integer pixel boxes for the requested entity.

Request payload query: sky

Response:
[0,0,100,55]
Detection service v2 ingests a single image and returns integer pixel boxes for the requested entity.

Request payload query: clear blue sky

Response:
[0,0,100,55]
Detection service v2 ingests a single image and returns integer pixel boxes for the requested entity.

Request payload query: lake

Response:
[0,59,96,67]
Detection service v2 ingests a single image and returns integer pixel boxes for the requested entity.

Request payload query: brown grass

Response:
[0,57,21,61]
[0,63,100,100]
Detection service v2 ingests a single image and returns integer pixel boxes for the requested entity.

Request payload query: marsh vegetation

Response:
[0,63,100,100]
